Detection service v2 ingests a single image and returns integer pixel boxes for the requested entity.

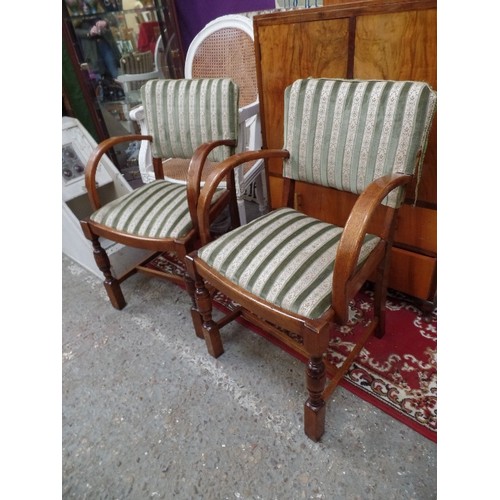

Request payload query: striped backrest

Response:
[283,78,437,207]
[141,78,239,163]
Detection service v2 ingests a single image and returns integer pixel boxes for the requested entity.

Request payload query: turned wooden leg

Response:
[183,272,204,339]
[184,258,224,358]
[90,236,126,310]
[304,355,326,441]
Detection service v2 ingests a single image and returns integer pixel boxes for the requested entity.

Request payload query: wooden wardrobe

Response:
[253,0,437,307]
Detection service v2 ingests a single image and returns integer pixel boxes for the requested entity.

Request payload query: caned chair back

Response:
[185,15,258,108]
[141,78,239,164]
[283,78,437,208]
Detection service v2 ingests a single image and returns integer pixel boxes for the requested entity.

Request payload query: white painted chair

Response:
[131,15,268,225]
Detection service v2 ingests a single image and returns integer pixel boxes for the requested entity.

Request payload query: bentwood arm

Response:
[332,172,412,322]
[185,138,238,229]
[84,134,152,211]
[195,149,290,244]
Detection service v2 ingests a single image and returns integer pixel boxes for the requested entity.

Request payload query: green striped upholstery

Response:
[90,180,224,239]
[283,79,437,207]
[198,207,380,319]
[141,78,239,163]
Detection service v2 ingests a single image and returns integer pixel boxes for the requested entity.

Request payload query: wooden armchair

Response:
[185,78,437,440]
[80,78,240,317]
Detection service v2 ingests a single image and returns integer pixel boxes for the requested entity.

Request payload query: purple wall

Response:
[174,0,275,56]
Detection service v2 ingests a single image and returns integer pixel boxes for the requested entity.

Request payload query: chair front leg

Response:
[374,226,397,339]
[304,355,326,441]
[185,256,224,358]
[90,235,126,310]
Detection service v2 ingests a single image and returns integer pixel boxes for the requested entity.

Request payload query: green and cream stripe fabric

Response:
[283,78,437,207]
[90,180,224,239]
[198,207,380,319]
[141,78,239,163]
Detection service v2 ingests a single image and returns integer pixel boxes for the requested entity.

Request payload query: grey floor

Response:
[62,245,437,498]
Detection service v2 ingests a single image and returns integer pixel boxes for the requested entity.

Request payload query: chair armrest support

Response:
[129,105,145,122]
[238,101,260,123]
[85,134,152,211]
[196,149,290,244]
[116,71,161,83]
[185,139,238,230]
[332,173,412,319]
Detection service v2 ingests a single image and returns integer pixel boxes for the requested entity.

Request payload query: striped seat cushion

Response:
[198,207,380,319]
[283,79,437,207]
[90,180,223,239]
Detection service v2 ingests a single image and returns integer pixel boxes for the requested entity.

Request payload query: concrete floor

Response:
[62,250,437,499]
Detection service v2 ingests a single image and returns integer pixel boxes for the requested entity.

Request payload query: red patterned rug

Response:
[148,252,437,442]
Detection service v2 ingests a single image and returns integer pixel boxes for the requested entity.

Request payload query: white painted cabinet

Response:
[62,116,152,278]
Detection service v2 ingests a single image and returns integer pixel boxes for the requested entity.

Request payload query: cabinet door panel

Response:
[354,8,437,206]
[387,248,436,300]
[395,205,437,255]
[353,10,437,87]
[256,18,350,176]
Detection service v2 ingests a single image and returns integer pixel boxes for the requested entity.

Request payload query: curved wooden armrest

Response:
[85,134,152,211]
[332,173,412,319]
[196,149,290,244]
[185,139,238,229]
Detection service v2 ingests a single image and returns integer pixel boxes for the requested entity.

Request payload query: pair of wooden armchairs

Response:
[80,76,436,441]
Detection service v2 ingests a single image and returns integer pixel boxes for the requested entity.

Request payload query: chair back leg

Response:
[183,271,205,340]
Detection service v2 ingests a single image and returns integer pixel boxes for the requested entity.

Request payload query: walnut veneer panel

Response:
[256,18,350,178]
[354,9,437,205]
[388,247,436,299]
[354,10,436,86]
[395,204,436,255]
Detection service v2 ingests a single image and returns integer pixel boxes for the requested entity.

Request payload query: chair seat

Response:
[90,179,223,239]
[198,207,380,319]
